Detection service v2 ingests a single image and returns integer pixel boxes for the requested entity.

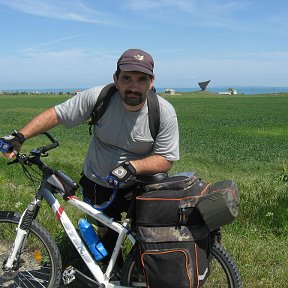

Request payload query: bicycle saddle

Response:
[136,173,168,184]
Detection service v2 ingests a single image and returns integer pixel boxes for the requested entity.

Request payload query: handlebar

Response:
[2,131,168,211]
[5,132,59,167]
[0,131,59,157]
[30,132,59,155]
[3,131,165,188]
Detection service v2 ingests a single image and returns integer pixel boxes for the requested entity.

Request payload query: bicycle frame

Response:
[4,177,136,288]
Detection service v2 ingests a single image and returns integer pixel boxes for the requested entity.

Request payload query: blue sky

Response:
[0,0,287,90]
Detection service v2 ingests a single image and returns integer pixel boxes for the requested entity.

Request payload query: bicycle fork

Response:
[4,198,40,270]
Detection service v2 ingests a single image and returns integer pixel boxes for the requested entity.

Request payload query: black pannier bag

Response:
[136,172,210,288]
[136,226,209,288]
[136,172,210,227]
[135,173,240,287]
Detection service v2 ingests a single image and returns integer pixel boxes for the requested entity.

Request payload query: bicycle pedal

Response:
[62,266,76,285]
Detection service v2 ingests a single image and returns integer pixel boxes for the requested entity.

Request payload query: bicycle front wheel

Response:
[0,211,62,288]
[121,241,242,287]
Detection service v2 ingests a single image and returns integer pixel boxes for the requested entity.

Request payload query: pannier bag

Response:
[136,172,210,287]
[196,179,240,231]
[137,173,240,230]
[136,172,210,227]
[135,172,240,287]
[137,226,209,288]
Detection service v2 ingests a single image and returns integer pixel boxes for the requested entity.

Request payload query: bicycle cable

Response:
[81,172,124,211]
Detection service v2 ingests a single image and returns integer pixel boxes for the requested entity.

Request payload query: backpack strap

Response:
[147,89,160,140]
[88,83,118,134]
[90,83,118,125]
[89,83,160,140]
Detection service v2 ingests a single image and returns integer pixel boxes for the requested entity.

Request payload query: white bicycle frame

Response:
[4,181,137,288]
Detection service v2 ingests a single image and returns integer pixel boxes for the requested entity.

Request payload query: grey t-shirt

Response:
[55,86,179,186]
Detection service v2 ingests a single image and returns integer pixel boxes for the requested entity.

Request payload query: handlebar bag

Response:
[47,170,79,197]
[136,172,210,226]
[137,225,209,288]
[196,179,240,231]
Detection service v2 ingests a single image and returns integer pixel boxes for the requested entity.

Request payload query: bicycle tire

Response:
[121,241,242,287]
[0,210,62,288]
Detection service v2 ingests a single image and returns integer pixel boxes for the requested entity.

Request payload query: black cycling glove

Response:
[0,130,25,155]
[108,161,136,186]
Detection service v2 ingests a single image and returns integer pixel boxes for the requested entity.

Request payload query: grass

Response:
[1,91,288,286]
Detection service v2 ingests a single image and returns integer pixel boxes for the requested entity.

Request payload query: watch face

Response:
[112,167,127,179]
[3,135,15,140]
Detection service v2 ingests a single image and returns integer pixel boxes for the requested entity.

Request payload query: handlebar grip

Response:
[43,132,57,144]
[0,140,12,153]
[41,142,59,153]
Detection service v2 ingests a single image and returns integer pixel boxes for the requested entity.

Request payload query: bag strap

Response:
[89,83,160,140]
[89,83,118,126]
[146,89,160,140]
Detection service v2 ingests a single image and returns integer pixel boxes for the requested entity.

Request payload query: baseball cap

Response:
[117,49,154,77]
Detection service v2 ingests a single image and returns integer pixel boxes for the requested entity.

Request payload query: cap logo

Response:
[134,54,144,61]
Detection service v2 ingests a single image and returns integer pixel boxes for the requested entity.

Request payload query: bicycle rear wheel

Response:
[0,211,62,288]
[205,241,242,287]
[121,241,242,287]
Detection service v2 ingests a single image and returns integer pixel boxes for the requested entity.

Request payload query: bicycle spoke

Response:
[0,212,62,288]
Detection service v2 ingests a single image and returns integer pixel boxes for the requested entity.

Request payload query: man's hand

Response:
[0,130,25,157]
[108,161,136,186]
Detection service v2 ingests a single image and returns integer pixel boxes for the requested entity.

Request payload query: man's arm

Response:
[19,107,60,139]
[6,107,60,158]
[130,155,173,175]
[108,155,172,186]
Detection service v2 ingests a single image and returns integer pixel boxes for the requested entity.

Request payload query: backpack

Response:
[88,83,160,140]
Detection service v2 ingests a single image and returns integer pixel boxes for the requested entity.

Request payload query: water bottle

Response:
[78,218,107,261]
[0,140,11,153]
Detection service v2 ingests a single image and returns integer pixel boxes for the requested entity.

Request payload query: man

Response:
[0,48,179,265]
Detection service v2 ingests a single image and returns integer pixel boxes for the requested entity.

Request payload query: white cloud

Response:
[125,0,249,29]
[0,48,117,89]
[0,0,111,24]
[1,47,288,89]
[154,50,288,87]
[20,34,86,52]
[126,0,247,16]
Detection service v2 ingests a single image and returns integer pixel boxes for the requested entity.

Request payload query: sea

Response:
[158,86,288,94]
[2,86,288,95]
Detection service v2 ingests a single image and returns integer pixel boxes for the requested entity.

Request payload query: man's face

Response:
[114,71,154,108]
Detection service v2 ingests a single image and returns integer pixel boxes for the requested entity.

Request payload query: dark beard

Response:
[122,90,145,106]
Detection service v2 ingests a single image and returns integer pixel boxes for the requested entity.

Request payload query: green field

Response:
[1,92,288,287]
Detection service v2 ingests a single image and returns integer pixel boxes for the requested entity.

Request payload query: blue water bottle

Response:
[78,218,107,261]
[0,140,11,153]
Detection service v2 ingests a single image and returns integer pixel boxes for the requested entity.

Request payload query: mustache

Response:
[125,90,142,97]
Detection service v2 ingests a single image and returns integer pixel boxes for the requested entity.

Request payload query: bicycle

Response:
[0,132,242,287]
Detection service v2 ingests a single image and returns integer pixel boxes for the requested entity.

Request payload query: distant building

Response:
[227,88,237,95]
[218,88,238,95]
[164,88,176,95]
